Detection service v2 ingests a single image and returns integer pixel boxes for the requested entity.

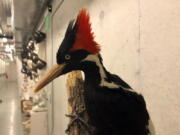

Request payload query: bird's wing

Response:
[108,73,133,90]
[93,88,151,135]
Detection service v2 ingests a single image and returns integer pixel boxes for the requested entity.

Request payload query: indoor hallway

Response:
[1,0,180,135]
[0,81,23,135]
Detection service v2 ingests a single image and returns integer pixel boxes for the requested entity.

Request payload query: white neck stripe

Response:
[83,55,119,89]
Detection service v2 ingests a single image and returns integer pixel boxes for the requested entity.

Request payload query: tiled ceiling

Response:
[0,0,51,59]
[0,0,50,54]
[13,0,50,48]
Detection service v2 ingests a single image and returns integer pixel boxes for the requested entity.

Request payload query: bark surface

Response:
[66,71,93,135]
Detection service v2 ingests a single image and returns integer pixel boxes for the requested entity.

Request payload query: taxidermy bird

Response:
[33,9,154,135]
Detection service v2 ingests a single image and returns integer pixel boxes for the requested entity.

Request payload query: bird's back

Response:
[84,73,150,135]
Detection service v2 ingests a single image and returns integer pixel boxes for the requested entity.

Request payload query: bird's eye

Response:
[65,54,71,60]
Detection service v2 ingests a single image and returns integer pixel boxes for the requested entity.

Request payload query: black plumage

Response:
[33,9,153,135]
[81,56,150,135]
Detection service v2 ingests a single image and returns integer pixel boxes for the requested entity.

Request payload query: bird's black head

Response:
[34,9,101,93]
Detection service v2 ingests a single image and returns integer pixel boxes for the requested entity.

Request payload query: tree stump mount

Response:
[66,71,93,135]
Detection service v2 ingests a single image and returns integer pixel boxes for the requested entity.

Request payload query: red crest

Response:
[70,9,100,54]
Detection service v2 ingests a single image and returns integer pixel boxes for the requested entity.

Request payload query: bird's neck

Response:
[81,54,119,88]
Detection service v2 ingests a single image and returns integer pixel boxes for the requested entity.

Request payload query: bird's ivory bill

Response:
[33,64,66,93]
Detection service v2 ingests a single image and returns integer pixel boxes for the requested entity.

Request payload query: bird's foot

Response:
[65,111,92,134]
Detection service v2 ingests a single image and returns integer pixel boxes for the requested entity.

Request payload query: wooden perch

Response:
[66,71,93,135]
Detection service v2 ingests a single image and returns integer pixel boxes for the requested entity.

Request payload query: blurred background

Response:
[0,0,180,135]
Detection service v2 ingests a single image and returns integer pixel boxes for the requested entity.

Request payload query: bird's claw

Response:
[65,111,92,134]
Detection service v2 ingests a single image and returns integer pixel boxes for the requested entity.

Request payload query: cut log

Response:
[66,71,93,135]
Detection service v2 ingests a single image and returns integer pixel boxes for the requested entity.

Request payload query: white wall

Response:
[0,59,17,83]
[39,0,180,135]
[16,57,23,93]
[6,61,17,82]
[0,59,6,86]
[140,1,180,134]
